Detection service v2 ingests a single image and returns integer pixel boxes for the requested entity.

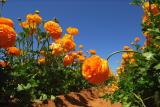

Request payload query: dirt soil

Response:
[33,87,122,107]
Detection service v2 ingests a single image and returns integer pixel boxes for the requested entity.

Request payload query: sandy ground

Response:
[34,88,122,107]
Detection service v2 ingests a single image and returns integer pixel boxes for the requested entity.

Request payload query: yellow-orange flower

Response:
[39,50,46,56]
[142,14,148,23]
[77,50,83,55]
[129,58,136,64]
[143,2,150,11]
[79,44,84,49]
[63,54,74,66]
[66,27,79,35]
[0,17,14,28]
[38,58,45,65]
[19,21,29,28]
[63,39,76,52]
[117,66,124,75]
[51,43,63,56]
[78,55,85,62]
[44,21,62,40]
[26,13,42,25]
[82,55,110,84]
[70,52,78,59]
[63,34,74,40]
[123,46,130,50]
[151,4,159,16]
[89,50,96,55]
[0,61,8,68]
[0,24,16,48]
[143,31,151,39]
[7,47,21,56]
[122,53,129,60]
[134,37,140,42]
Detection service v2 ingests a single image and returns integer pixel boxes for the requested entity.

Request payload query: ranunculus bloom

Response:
[134,37,140,42]
[142,14,148,23]
[19,21,29,28]
[82,55,110,84]
[44,21,62,40]
[38,58,45,65]
[0,17,14,27]
[0,61,8,68]
[7,47,21,56]
[77,50,83,55]
[151,4,159,16]
[66,27,79,35]
[63,39,76,52]
[129,58,136,64]
[78,55,85,62]
[26,13,42,25]
[143,2,150,11]
[0,24,16,48]
[123,46,130,50]
[63,54,74,66]
[89,50,96,55]
[79,44,84,49]
[51,43,63,56]
[39,50,46,56]
[117,66,124,75]
[122,53,129,60]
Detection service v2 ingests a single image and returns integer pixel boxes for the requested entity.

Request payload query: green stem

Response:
[107,50,141,60]
[133,93,146,107]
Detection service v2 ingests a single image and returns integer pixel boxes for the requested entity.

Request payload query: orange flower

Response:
[50,43,63,56]
[7,47,21,56]
[142,14,148,23]
[77,50,83,55]
[129,58,136,64]
[66,27,79,35]
[70,52,78,59]
[134,37,140,42]
[123,46,130,50]
[63,39,76,52]
[0,24,16,48]
[78,55,85,62]
[143,2,150,11]
[38,58,45,64]
[0,61,8,68]
[39,50,46,56]
[63,54,74,66]
[122,53,129,60]
[79,44,84,49]
[143,31,151,39]
[89,50,96,55]
[121,59,126,66]
[0,17,14,27]
[151,3,159,16]
[26,13,42,25]
[63,34,74,41]
[82,55,110,84]
[19,21,29,28]
[117,66,124,75]
[44,21,62,40]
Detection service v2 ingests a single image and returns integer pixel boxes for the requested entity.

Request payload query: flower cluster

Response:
[0,17,16,48]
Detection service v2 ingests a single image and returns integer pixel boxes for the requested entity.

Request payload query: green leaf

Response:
[50,95,56,100]
[142,52,154,60]
[154,63,160,70]
[39,93,48,101]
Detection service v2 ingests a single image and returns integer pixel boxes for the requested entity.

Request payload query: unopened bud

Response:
[35,10,40,14]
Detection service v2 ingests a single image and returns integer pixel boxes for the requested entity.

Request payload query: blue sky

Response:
[2,0,144,73]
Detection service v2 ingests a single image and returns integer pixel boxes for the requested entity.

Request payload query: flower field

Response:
[0,0,160,107]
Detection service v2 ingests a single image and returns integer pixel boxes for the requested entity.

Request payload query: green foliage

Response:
[103,0,160,106]
[0,19,91,106]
